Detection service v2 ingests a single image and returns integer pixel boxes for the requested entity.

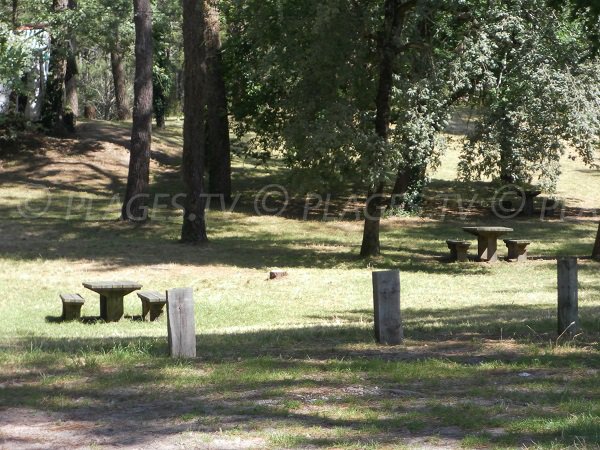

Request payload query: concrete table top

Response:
[463,226,513,236]
[83,281,143,291]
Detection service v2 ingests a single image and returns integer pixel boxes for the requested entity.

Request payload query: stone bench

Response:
[137,291,167,321]
[60,293,85,321]
[504,239,531,262]
[446,240,471,262]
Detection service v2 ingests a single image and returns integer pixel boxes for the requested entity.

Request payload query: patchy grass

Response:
[0,119,599,448]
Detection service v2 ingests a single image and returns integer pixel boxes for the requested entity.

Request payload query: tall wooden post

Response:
[372,270,403,345]
[557,257,579,337]
[167,288,196,358]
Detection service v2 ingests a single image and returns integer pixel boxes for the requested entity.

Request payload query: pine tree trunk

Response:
[153,72,166,128]
[205,0,232,202]
[121,0,153,221]
[180,0,208,243]
[111,37,131,121]
[155,111,165,128]
[360,0,413,257]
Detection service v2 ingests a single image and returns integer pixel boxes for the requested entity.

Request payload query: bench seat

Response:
[137,291,167,321]
[504,239,531,262]
[60,293,85,321]
[446,240,471,262]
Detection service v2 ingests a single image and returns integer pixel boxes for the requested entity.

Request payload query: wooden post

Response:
[167,288,196,358]
[557,257,579,337]
[372,270,403,345]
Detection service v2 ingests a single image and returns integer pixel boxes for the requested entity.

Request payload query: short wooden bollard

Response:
[372,270,403,345]
[167,288,196,358]
[557,257,579,337]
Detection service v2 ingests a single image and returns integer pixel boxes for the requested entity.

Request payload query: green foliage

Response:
[223,0,467,194]
[224,0,375,186]
[0,24,37,95]
[77,0,134,51]
[152,0,182,122]
[458,0,600,191]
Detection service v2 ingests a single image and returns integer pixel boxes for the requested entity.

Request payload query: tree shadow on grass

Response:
[0,176,597,273]
[1,305,599,448]
[0,207,502,273]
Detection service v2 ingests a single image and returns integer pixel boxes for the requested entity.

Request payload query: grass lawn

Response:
[0,119,599,449]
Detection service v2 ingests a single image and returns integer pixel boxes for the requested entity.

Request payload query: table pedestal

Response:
[99,293,126,322]
[463,227,513,263]
[83,281,142,323]
[477,235,499,262]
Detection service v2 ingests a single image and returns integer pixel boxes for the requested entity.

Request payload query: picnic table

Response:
[83,280,142,322]
[462,227,513,262]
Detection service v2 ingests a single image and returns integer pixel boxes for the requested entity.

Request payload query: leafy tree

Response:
[458,0,600,192]
[223,0,472,256]
[0,24,35,99]
[41,0,80,134]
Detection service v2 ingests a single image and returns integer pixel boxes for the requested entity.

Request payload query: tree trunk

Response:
[121,0,153,221]
[392,169,410,197]
[64,0,78,131]
[111,37,131,121]
[41,0,70,135]
[391,162,427,209]
[11,0,18,27]
[64,52,78,132]
[180,0,208,243]
[360,0,414,257]
[360,183,385,257]
[153,71,167,128]
[155,111,165,128]
[592,224,600,259]
[205,0,232,202]
[13,74,27,114]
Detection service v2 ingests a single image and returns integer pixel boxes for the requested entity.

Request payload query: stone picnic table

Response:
[462,227,513,262]
[83,280,142,322]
